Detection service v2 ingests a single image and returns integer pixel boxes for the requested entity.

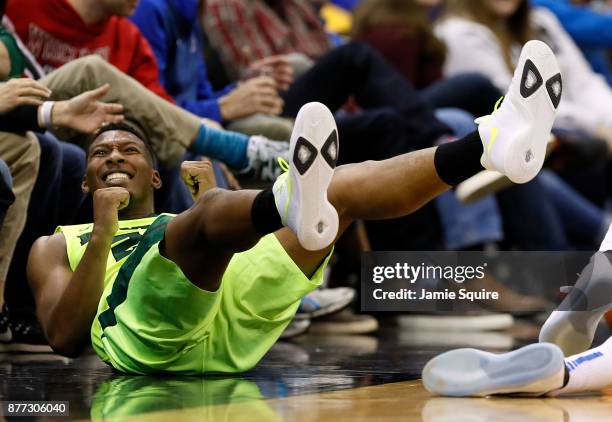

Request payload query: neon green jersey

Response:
[55,214,173,363]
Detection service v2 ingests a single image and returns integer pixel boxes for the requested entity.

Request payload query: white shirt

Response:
[435,8,612,133]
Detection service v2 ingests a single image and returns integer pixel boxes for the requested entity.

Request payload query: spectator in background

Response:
[437,0,612,145]
[6,0,290,179]
[352,0,446,89]
[6,0,171,100]
[203,0,330,80]
[130,0,295,139]
[436,0,612,243]
[352,0,612,252]
[532,0,612,86]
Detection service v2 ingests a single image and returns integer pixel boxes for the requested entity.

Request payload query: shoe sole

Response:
[289,102,339,251]
[280,318,311,339]
[398,313,514,331]
[455,170,512,204]
[308,318,379,335]
[539,252,612,355]
[422,343,565,397]
[481,40,561,184]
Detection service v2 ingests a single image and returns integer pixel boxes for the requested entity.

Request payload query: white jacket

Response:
[435,8,612,133]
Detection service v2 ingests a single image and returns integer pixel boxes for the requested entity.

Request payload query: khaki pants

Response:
[0,132,40,282]
[41,55,202,165]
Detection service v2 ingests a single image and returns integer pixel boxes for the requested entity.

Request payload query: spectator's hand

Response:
[181,159,217,202]
[244,55,294,91]
[219,76,284,121]
[0,78,51,114]
[52,84,124,133]
[92,187,130,239]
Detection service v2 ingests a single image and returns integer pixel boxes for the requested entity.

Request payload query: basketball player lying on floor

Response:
[423,226,612,397]
[27,40,561,374]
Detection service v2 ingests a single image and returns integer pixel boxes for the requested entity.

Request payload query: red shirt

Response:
[6,0,173,101]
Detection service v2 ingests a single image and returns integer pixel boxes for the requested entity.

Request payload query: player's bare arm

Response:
[27,187,129,357]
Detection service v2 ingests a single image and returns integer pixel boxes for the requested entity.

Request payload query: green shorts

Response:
[91,218,330,375]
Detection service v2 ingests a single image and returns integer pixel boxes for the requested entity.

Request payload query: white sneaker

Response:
[422,343,566,397]
[244,135,290,182]
[273,102,339,251]
[476,40,561,184]
[295,287,355,320]
[539,251,612,356]
[280,318,311,339]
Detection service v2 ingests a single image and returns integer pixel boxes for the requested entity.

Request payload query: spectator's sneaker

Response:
[309,309,379,335]
[243,135,290,182]
[0,304,10,343]
[0,314,53,353]
[280,318,311,339]
[476,40,561,184]
[540,251,612,356]
[422,343,566,397]
[273,102,339,251]
[398,312,514,332]
[295,287,355,320]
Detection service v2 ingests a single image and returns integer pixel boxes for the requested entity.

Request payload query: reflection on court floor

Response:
[2,326,612,421]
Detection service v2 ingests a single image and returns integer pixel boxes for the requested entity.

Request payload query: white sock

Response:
[599,222,612,252]
[548,336,612,396]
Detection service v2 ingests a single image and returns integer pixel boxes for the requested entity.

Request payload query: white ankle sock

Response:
[548,336,612,396]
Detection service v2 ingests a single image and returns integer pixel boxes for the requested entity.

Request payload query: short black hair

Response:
[88,121,158,167]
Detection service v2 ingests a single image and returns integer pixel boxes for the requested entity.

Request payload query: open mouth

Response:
[102,171,134,184]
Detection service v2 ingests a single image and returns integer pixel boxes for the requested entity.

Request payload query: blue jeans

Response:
[0,159,13,229]
[434,108,503,249]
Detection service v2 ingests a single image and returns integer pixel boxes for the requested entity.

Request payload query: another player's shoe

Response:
[273,102,339,251]
[539,251,612,356]
[242,135,290,182]
[295,287,355,320]
[422,343,566,397]
[476,40,561,184]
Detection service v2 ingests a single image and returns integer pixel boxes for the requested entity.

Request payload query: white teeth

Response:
[105,172,130,182]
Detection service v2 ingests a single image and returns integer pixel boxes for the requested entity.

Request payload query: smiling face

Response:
[82,129,161,203]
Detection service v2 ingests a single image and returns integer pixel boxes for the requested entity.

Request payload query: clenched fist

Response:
[181,160,217,201]
[92,187,130,238]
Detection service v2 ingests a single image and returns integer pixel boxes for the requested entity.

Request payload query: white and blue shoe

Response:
[295,287,356,320]
[540,251,612,356]
[422,343,566,397]
[476,40,561,184]
[273,102,339,251]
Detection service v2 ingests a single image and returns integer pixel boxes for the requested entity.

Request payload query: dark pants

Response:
[422,73,503,119]
[282,41,450,152]
[0,159,14,229]
[6,133,86,314]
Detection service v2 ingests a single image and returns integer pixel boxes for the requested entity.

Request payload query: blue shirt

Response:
[131,0,235,122]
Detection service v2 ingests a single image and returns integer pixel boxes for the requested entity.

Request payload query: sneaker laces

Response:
[11,321,31,335]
